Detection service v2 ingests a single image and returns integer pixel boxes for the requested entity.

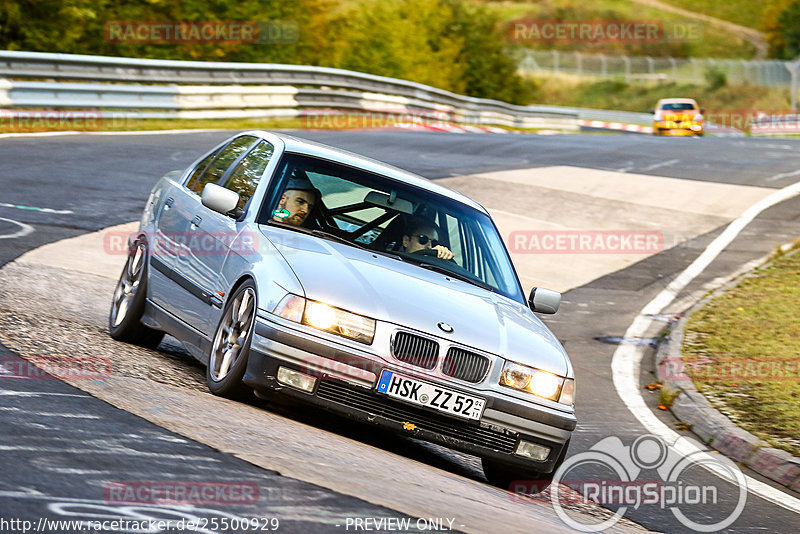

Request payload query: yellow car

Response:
[652,98,704,136]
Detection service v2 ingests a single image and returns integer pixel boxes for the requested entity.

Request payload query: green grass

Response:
[682,242,800,457]
[527,75,791,121]
[655,0,784,31]
[0,113,569,135]
[0,116,308,134]
[475,0,757,58]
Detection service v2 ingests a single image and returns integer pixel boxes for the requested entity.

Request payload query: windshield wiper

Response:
[417,262,496,293]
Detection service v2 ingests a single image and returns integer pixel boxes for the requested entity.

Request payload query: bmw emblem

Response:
[437,322,454,333]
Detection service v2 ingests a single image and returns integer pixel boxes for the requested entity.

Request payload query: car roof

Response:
[244,130,488,214]
[656,98,699,106]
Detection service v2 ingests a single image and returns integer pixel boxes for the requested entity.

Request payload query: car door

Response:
[149,146,223,321]
[180,137,274,335]
[153,135,258,334]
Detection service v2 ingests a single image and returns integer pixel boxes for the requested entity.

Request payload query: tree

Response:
[771,0,800,59]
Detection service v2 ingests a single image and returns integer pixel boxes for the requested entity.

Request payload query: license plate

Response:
[376,370,485,421]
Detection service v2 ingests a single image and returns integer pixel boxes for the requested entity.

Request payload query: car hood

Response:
[262,227,570,376]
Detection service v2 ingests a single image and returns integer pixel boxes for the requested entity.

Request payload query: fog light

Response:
[277,366,317,393]
[515,440,551,461]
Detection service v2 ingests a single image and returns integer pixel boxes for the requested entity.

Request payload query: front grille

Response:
[391,331,438,370]
[442,347,490,383]
[316,379,518,453]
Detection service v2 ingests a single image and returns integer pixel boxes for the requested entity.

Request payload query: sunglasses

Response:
[414,234,439,247]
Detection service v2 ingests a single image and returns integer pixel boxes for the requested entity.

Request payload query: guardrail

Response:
[0,51,754,136]
[0,51,579,130]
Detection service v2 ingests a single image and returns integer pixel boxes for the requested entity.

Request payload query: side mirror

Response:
[202,183,240,217]
[700,108,705,114]
[528,287,561,314]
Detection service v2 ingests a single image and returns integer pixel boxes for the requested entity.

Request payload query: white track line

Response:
[0,217,34,239]
[612,175,800,513]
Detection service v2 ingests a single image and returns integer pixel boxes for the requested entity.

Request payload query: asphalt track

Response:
[1,130,800,533]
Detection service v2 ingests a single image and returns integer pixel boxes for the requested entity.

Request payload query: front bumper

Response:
[653,121,703,136]
[243,315,576,473]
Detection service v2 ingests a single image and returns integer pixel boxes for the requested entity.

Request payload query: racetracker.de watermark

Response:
[104,20,298,44]
[104,481,259,505]
[302,111,456,130]
[509,230,663,254]
[0,356,112,380]
[508,20,703,43]
[103,231,261,256]
[0,110,102,132]
[705,110,800,134]
[660,357,800,383]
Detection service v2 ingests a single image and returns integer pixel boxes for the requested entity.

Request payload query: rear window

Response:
[660,103,697,111]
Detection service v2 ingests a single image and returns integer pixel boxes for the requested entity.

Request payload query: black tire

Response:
[206,280,257,399]
[108,239,164,348]
[482,439,570,494]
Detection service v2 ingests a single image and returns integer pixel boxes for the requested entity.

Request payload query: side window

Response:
[184,149,220,191]
[222,140,274,211]
[187,136,257,196]
[445,214,463,265]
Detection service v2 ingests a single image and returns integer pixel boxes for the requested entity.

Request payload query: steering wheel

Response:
[412,248,440,257]
[412,248,458,264]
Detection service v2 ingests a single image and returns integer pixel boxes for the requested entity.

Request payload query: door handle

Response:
[191,215,202,228]
[164,197,174,208]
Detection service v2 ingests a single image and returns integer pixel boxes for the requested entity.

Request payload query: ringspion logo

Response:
[515,434,748,532]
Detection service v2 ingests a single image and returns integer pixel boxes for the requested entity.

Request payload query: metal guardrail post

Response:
[623,57,630,83]
[787,61,800,111]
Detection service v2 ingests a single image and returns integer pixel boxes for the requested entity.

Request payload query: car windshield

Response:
[260,152,526,303]
[661,103,696,111]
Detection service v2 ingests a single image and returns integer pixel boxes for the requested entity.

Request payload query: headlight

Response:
[499,360,573,404]
[693,114,703,122]
[272,294,375,344]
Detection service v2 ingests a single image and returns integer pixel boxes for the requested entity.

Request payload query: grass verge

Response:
[0,112,578,135]
[0,116,307,134]
[478,0,757,58]
[527,75,791,118]
[682,239,800,457]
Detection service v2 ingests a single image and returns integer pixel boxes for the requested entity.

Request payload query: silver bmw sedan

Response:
[109,130,576,492]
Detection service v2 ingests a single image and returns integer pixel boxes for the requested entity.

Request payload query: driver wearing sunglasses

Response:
[402,218,454,260]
